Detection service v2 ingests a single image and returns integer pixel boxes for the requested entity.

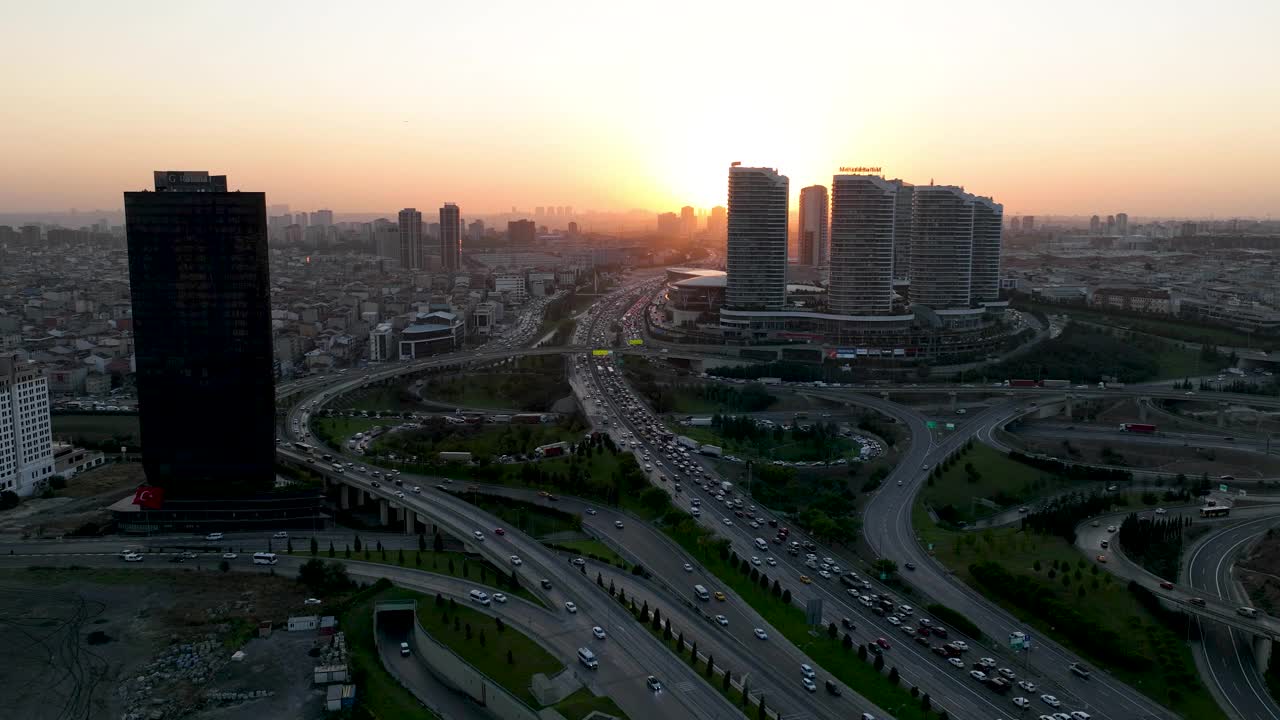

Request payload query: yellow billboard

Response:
[592,349,612,356]
[628,339,644,346]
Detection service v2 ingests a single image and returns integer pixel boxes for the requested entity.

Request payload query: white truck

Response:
[700,444,723,458]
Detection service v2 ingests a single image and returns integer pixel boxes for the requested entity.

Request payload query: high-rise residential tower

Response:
[508,219,536,244]
[398,208,423,269]
[123,171,275,495]
[0,354,54,496]
[828,175,896,315]
[890,180,914,281]
[969,195,1004,303]
[440,203,461,271]
[909,185,975,311]
[1089,215,1101,234]
[680,206,697,238]
[797,185,828,268]
[1116,212,1128,236]
[725,165,789,311]
[708,206,727,241]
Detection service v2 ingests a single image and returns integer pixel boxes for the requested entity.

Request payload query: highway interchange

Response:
[12,273,1280,720]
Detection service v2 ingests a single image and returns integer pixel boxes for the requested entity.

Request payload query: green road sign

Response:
[944,423,956,430]
[926,421,938,429]
[1219,484,1229,493]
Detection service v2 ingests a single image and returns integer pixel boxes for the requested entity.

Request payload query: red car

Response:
[494,528,506,536]
[1159,581,1174,590]
[876,637,891,650]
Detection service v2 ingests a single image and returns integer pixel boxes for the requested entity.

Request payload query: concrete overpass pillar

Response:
[1255,636,1272,674]
[1065,394,1075,418]
[404,508,414,534]
[1219,402,1228,428]
[379,498,389,526]
[948,392,957,410]
[340,484,350,510]
[1138,398,1148,422]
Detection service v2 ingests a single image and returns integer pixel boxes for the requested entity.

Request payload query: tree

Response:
[782,589,792,603]
[309,537,318,556]
[218,560,230,573]
[353,535,362,552]
[344,544,351,558]
[705,654,715,678]
[652,607,662,630]
[874,654,885,671]
[772,579,782,596]
[328,541,335,558]
[507,649,514,665]
[418,533,427,552]
[888,666,900,685]
[741,680,749,707]
[433,531,444,552]
[597,572,604,587]
[842,633,853,650]
[872,558,898,579]
[0,491,18,510]
[690,641,698,663]
[398,547,405,565]
[287,538,294,553]
[722,668,731,691]
[495,616,505,633]
[858,644,868,661]
[376,540,383,552]
[921,693,931,711]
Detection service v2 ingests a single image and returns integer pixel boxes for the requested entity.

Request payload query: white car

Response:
[948,657,965,669]
[800,663,816,679]
[412,486,421,493]
[1017,680,1037,692]
[978,657,998,668]
[592,626,606,640]
[802,677,817,692]
[751,556,761,566]
[1070,712,1092,720]
[510,555,522,566]
[614,520,624,529]
[999,667,1016,680]
[222,552,238,559]
[273,531,289,539]
[395,491,405,498]
[715,614,729,626]
[886,615,901,626]
[1041,694,1061,708]
[304,597,322,606]
[753,627,768,640]
[205,532,224,541]
[818,570,832,580]
[723,518,733,526]
[1013,696,1031,708]
[493,592,508,603]
[766,557,777,566]
[683,563,693,572]
[584,508,597,515]
[123,552,144,562]
[969,670,987,682]
[952,640,969,652]
[473,531,485,541]
[1155,507,1167,515]
[565,602,578,615]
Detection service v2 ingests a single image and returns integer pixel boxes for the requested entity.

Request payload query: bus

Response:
[293,442,314,454]
[1200,506,1230,518]
[253,552,279,565]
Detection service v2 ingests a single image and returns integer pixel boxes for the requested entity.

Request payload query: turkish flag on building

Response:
[132,486,165,510]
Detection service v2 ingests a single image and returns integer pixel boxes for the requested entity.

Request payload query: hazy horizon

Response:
[3,1,1278,218]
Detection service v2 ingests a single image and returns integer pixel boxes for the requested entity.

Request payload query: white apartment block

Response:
[495,273,528,303]
[0,355,55,496]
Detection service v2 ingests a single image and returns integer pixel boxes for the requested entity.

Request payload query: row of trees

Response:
[1118,512,1192,580]
[1007,450,1133,484]
[1019,492,1117,542]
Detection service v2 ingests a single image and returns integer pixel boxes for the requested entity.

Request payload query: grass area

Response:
[1014,297,1274,350]
[374,421,587,461]
[312,416,389,444]
[1153,345,1208,381]
[421,356,570,411]
[341,583,441,720]
[657,516,945,720]
[553,688,630,720]
[550,539,627,567]
[289,547,539,604]
[416,591,563,707]
[465,493,582,538]
[335,384,423,413]
[918,444,1055,524]
[51,412,140,448]
[914,503,1226,720]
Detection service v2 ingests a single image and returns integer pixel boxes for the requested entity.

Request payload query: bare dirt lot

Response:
[0,462,142,537]
[1239,529,1280,614]
[0,567,334,720]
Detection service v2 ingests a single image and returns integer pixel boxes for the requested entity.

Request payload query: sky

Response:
[2,0,1279,218]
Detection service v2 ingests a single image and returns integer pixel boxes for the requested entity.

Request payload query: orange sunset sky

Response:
[2,1,1278,218]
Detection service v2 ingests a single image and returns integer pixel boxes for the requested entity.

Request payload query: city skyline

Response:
[3,2,1279,217]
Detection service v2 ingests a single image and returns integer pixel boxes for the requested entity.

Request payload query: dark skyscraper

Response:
[507,219,536,244]
[440,203,461,271]
[124,171,275,496]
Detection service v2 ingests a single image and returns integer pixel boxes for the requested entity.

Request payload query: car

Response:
[273,531,289,539]
[1069,712,1092,720]
[766,557,777,566]
[876,637,891,650]
[180,551,197,559]
[948,657,965,668]
[978,657,997,668]
[904,562,916,570]
[646,675,663,693]
[1155,507,1167,515]
[222,552,237,559]
[754,627,768,640]
[1106,525,1116,532]
[540,579,553,590]
[799,575,812,584]
[494,527,506,535]
[1160,580,1174,590]
[715,614,729,626]
[304,597,322,606]
[205,532,224,541]
[801,663,816,679]
[887,615,901,626]
[683,563,693,572]
[1041,694,1061,707]
[818,570,832,580]
[571,556,586,567]
[510,555,523,566]
[969,670,988,682]
[592,626,606,640]
[492,593,508,603]
[615,520,624,529]
[564,601,577,613]
[1190,597,1207,606]
[412,485,421,493]
[801,677,817,692]
[952,640,969,652]
[722,518,733,526]
[999,667,1016,680]
[399,641,411,657]
[1068,662,1091,679]
[123,552,144,562]
[1018,680,1037,692]
[1014,696,1031,708]
[584,507,597,515]
[436,484,447,491]
[395,491,405,498]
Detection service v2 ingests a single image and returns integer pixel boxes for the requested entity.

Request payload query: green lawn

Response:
[420,358,570,411]
[374,422,586,460]
[416,593,563,707]
[658,517,945,720]
[336,385,422,413]
[465,493,582,538]
[914,503,1226,720]
[553,688,630,720]
[340,584,442,720]
[289,548,539,604]
[312,416,389,445]
[1153,346,1209,381]
[550,539,627,567]
[918,444,1054,524]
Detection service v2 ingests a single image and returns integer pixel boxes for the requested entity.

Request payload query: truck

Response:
[535,441,570,458]
[489,414,512,424]
[439,451,473,463]
[758,377,782,385]
[687,416,713,427]
[700,444,723,458]
[720,481,734,494]
[1008,379,1038,388]
[513,413,547,425]
[1040,379,1070,388]
[677,435,700,450]
[1120,423,1156,434]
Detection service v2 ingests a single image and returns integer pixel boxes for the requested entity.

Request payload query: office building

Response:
[969,195,1004,303]
[123,171,275,496]
[890,179,914,281]
[1023,215,1035,231]
[369,323,395,361]
[309,209,334,227]
[398,208,423,269]
[797,185,828,268]
[468,219,485,243]
[657,212,680,236]
[680,206,697,237]
[1116,212,1128,236]
[1090,215,1101,234]
[708,205,727,240]
[0,354,54,496]
[508,219,536,244]
[828,175,896,315]
[440,203,461,271]
[725,165,788,311]
[909,185,975,311]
